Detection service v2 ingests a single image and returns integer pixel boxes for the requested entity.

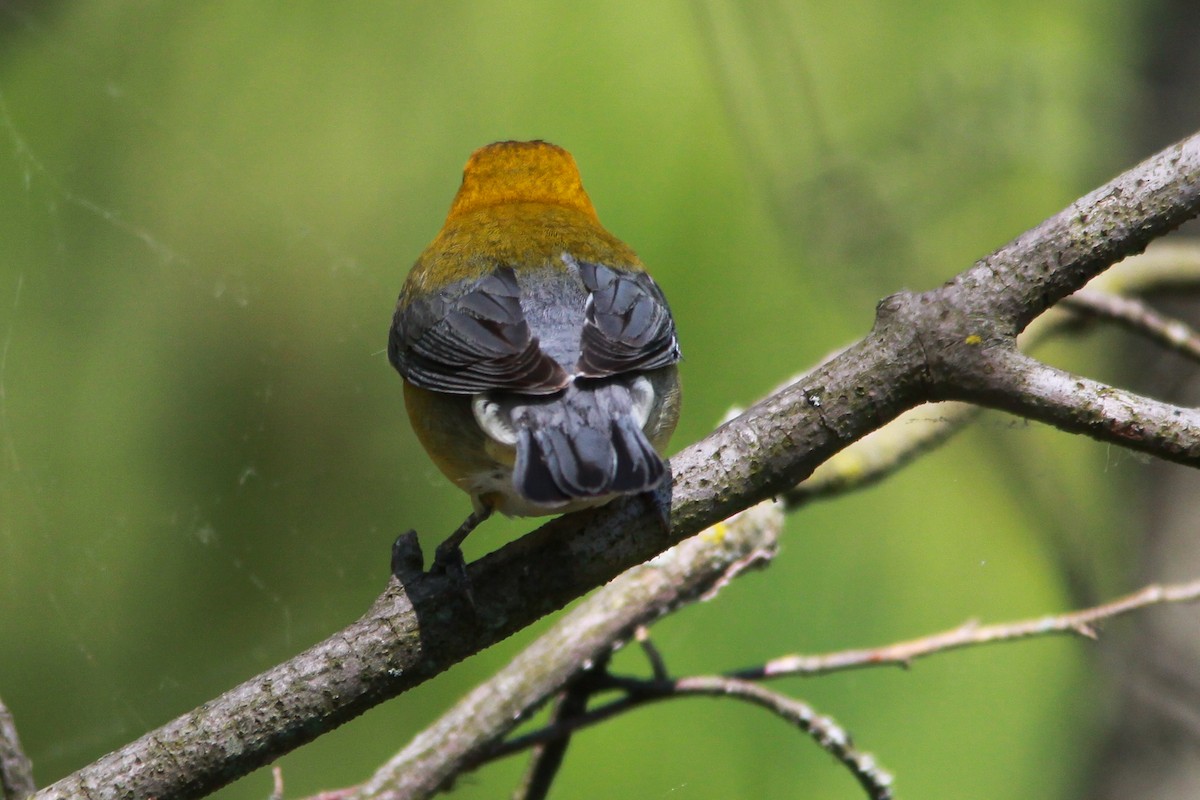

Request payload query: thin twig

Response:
[0,697,35,800]
[292,786,357,800]
[785,402,978,509]
[485,575,1200,768]
[669,677,893,800]
[736,577,1200,680]
[485,675,893,800]
[510,663,599,800]
[1064,289,1200,361]
[269,767,284,800]
[1095,240,1200,295]
[635,626,670,682]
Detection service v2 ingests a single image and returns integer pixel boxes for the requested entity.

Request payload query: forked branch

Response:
[30,133,1200,800]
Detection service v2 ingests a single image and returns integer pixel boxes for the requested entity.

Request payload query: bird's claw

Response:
[431,542,476,609]
[391,529,425,582]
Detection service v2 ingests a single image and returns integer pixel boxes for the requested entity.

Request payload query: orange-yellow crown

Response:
[446,140,598,222]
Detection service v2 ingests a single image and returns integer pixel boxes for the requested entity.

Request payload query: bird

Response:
[388,140,682,571]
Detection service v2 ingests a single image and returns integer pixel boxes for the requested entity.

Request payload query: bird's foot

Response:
[391,529,425,583]
[431,540,475,609]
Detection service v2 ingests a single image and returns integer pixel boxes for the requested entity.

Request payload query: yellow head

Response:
[447,140,599,222]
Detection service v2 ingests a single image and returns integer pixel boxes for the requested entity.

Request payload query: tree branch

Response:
[470,575,1200,781]
[787,240,1200,509]
[785,401,978,509]
[349,500,783,800]
[478,674,894,800]
[632,677,894,800]
[0,698,35,800]
[353,240,1200,800]
[955,349,1200,464]
[952,135,1200,330]
[1064,289,1200,361]
[738,577,1200,679]
[30,132,1200,800]
[508,664,600,800]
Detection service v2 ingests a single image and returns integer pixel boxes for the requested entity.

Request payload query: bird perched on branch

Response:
[388,140,682,570]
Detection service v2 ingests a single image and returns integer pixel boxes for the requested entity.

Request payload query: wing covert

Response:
[389,266,569,394]
[576,260,681,377]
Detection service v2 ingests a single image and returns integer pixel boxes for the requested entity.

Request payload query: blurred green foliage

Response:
[0,2,1158,797]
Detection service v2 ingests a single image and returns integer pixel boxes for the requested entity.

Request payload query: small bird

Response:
[388,140,682,569]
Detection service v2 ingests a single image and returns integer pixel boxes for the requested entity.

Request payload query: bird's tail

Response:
[482,379,665,507]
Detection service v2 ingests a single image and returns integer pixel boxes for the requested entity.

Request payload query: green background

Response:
[0,2,1175,797]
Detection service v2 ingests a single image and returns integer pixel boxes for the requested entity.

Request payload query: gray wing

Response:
[389,266,569,394]
[576,261,681,378]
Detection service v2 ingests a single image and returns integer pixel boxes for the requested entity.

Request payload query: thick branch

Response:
[954,134,1200,330]
[955,349,1200,465]
[31,132,1200,800]
[34,310,919,800]
[375,241,1200,799]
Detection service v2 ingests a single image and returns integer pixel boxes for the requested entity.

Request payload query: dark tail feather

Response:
[514,427,574,506]
[511,383,665,506]
[552,425,612,495]
[609,415,664,492]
